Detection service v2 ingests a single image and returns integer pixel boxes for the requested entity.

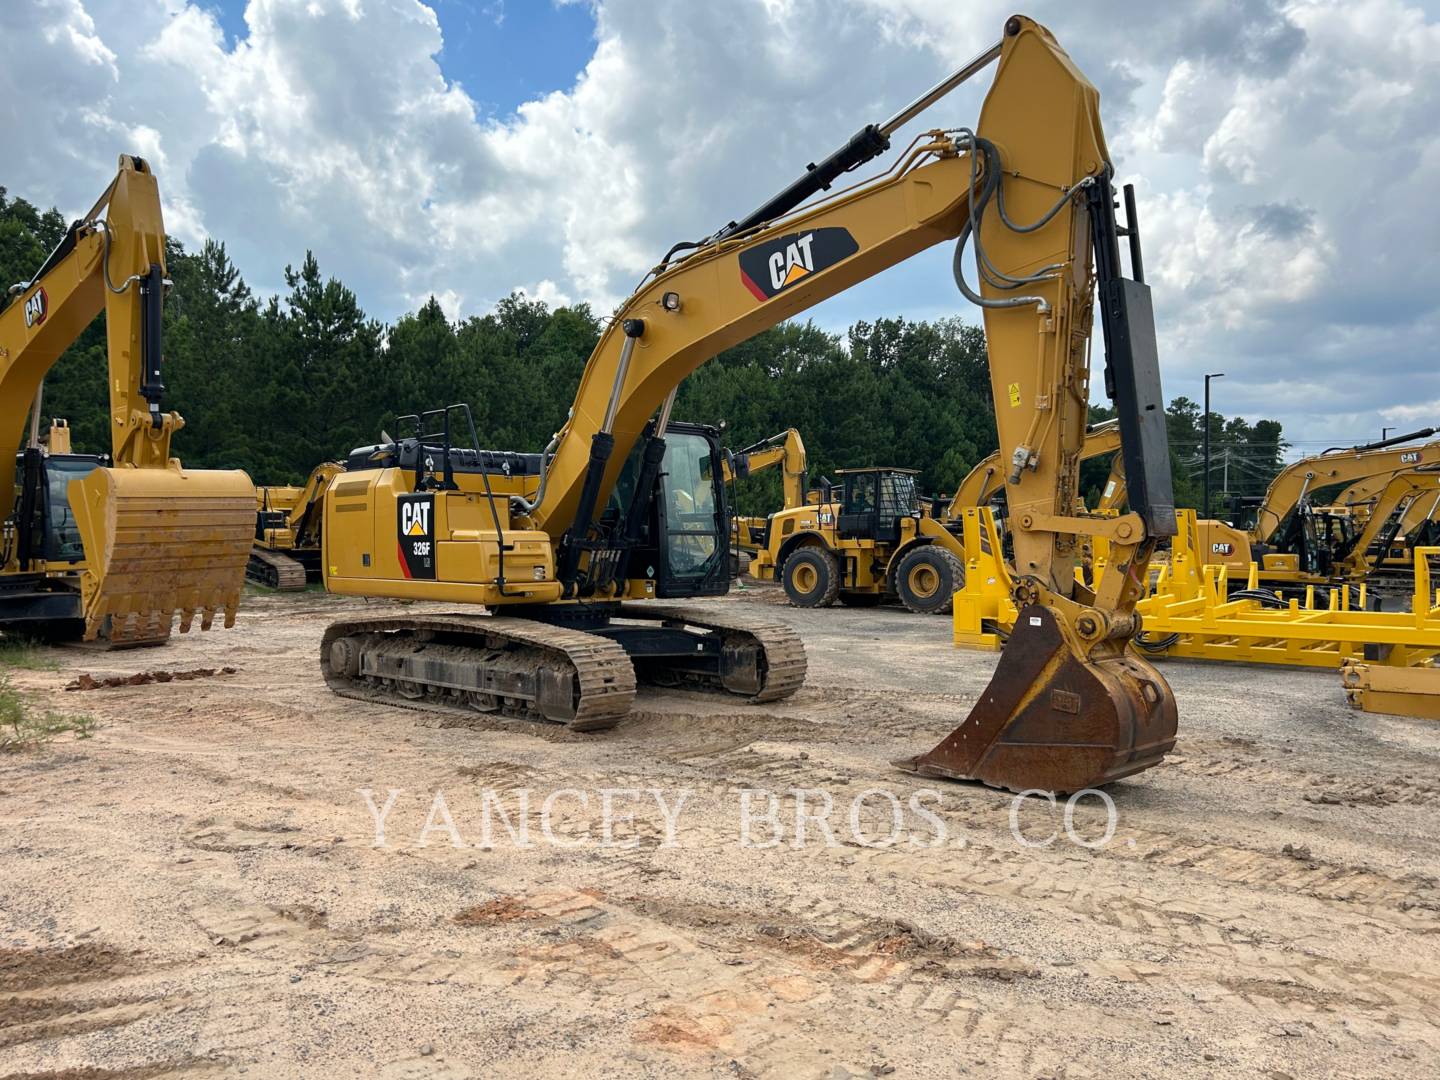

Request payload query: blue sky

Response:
[4,0,1438,452]
[207,0,597,112]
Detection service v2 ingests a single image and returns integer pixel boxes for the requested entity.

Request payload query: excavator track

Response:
[614,604,807,703]
[247,547,308,591]
[320,613,637,731]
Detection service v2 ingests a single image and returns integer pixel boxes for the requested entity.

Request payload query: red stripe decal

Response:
[739,270,768,302]
[397,540,412,579]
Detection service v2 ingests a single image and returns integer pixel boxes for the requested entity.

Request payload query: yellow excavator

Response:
[1329,466,1440,586]
[318,15,1178,793]
[1,156,254,645]
[250,461,342,589]
[1200,429,1440,590]
[749,420,1128,613]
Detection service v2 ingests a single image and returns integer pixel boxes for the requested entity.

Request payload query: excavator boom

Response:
[724,430,809,511]
[1248,436,1440,546]
[1,156,253,643]
[321,16,1179,793]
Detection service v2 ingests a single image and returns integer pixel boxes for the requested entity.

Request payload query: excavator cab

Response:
[611,421,731,599]
[12,449,105,568]
[836,468,920,543]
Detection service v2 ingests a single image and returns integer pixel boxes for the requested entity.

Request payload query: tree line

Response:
[1,184,1285,517]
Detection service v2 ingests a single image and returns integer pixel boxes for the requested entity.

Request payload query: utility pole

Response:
[1382,427,1393,442]
[1222,447,1229,506]
[1203,372,1225,519]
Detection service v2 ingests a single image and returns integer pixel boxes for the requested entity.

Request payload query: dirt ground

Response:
[1,584,1438,1079]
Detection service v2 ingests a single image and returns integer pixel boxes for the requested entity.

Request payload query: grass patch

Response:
[0,678,95,753]
[0,637,60,671]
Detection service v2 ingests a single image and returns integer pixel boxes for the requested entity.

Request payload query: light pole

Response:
[1203,372,1225,519]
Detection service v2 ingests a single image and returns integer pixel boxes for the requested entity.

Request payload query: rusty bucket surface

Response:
[895,605,1177,793]
[68,464,256,645]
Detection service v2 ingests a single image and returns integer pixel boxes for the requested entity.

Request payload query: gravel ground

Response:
[1,584,1437,1079]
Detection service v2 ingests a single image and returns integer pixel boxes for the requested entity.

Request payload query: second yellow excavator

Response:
[249,461,342,589]
[723,428,809,574]
[1200,429,1440,591]
[1,156,254,645]
[318,15,1178,793]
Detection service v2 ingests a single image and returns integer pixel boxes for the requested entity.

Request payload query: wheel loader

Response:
[749,421,1127,614]
[318,15,1179,794]
[1,156,254,645]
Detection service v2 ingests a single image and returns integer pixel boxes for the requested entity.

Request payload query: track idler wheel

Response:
[893,605,1177,794]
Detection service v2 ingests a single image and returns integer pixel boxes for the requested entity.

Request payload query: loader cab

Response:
[11,449,105,568]
[835,468,921,544]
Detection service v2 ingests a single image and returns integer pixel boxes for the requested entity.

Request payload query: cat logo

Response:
[1211,542,1234,556]
[401,499,430,536]
[738,227,859,301]
[23,288,47,328]
[396,494,436,579]
[1400,451,1421,464]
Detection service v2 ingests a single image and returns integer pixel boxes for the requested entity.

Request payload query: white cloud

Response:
[2,0,1438,450]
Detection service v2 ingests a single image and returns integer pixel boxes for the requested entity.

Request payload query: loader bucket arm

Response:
[724,429,809,510]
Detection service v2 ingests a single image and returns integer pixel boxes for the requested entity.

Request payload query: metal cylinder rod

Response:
[654,387,678,436]
[27,384,44,449]
[878,41,1002,137]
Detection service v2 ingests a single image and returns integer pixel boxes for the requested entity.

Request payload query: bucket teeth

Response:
[69,465,256,645]
[894,605,1177,793]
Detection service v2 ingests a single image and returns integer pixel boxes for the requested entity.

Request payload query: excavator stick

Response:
[896,606,1176,793]
[69,464,254,645]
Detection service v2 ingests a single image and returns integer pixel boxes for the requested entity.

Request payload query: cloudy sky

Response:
[4,0,1438,458]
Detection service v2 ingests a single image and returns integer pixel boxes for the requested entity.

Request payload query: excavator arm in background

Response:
[1246,430,1440,548]
[1332,467,1440,579]
[322,16,1178,793]
[1,156,254,643]
[1397,486,1440,547]
[949,418,1124,516]
[250,460,343,590]
[724,429,809,510]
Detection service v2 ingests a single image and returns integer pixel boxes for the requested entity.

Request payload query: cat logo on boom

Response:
[738,227,859,301]
[1401,451,1421,465]
[23,288,47,328]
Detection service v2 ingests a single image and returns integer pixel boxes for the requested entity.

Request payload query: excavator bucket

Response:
[895,606,1177,793]
[68,464,256,646]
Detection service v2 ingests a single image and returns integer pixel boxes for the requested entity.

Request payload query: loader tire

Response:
[894,546,965,615]
[783,548,840,608]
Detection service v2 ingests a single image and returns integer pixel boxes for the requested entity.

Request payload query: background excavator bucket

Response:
[895,606,1177,794]
[68,464,255,646]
